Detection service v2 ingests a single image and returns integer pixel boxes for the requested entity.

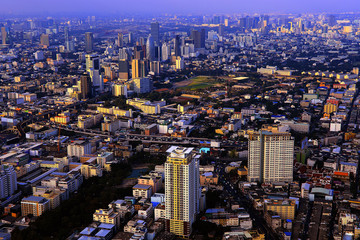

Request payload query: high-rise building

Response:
[85,32,94,53]
[191,30,201,49]
[161,42,170,61]
[77,75,91,99]
[174,35,181,57]
[86,54,100,72]
[151,22,160,44]
[117,33,124,48]
[40,34,50,47]
[119,60,130,80]
[132,59,148,78]
[165,146,199,238]
[0,165,17,199]
[146,34,155,61]
[248,129,294,183]
[1,27,11,46]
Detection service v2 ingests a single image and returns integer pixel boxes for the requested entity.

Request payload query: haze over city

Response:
[1,0,360,15]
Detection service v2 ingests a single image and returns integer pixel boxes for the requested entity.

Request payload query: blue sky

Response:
[1,0,360,15]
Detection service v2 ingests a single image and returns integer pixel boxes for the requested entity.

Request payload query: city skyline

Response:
[1,0,360,15]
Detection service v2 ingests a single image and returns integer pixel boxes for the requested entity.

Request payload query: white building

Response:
[67,140,92,158]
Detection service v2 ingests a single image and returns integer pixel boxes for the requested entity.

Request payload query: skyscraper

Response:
[174,35,181,57]
[151,22,160,45]
[117,33,124,48]
[146,34,155,61]
[191,30,201,49]
[200,29,206,48]
[77,74,91,99]
[165,146,199,238]
[85,32,94,53]
[0,165,17,199]
[1,27,11,46]
[248,129,294,183]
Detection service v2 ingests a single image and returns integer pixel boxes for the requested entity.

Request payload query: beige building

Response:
[21,196,50,217]
[93,208,121,228]
[248,129,294,183]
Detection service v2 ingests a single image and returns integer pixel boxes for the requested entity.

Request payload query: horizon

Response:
[1,0,360,16]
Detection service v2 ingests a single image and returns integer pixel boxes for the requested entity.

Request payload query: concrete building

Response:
[248,130,294,183]
[21,196,50,217]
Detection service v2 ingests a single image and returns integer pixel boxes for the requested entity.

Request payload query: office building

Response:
[165,146,199,237]
[117,33,124,47]
[132,59,148,78]
[174,35,181,57]
[191,30,201,49]
[85,32,94,53]
[119,60,130,80]
[40,34,50,47]
[77,75,91,99]
[132,77,152,94]
[248,130,294,183]
[21,196,50,217]
[151,22,160,44]
[0,165,17,199]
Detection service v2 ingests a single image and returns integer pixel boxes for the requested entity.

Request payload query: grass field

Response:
[179,76,218,90]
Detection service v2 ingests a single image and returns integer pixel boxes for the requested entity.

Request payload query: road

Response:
[216,162,279,240]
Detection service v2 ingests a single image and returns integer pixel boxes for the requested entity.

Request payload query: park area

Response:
[176,75,219,90]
